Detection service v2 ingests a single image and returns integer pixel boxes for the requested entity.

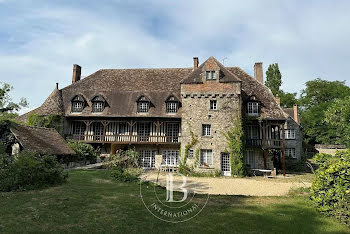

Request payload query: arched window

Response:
[71,95,85,112]
[166,95,179,114]
[91,95,106,112]
[137,96,150,113]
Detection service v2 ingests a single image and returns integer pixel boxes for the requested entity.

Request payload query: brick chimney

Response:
[193,57,199,69]
[254,62,263,84]
[293,104,299,123]
[56,83,59,89]
[72,64,81,83]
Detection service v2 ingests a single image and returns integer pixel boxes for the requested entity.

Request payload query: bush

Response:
[0,151,68,192]
[67,140,97,163]
[310,150,350,226]
[27,113,62,132]
[104,149,139,169]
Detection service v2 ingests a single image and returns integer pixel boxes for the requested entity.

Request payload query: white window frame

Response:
[285,129,296,139]
[210,100,217,110]
[202,124,211,136]
[138,101,149,113]
[245,150,256,168]
[285,148,296,158]
[72,101,84,112]
[247,102,259,116]
[200,149,213,167]
[162,150,179,166]
[92,102,104,112]
[166,101,178,113]
[206,71,216,80]
[140,150,156,169]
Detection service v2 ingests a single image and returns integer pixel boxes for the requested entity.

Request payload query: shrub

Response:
[104,149,139,169]
[67,140,97,163]
[0,151,68,192]
[310,150,350,226]
[27,113,62,132]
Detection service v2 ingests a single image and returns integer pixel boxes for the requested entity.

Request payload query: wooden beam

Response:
[282,125,286,176]
[263,149,267,169]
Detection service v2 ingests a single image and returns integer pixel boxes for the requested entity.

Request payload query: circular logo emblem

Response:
[140,170,210,223]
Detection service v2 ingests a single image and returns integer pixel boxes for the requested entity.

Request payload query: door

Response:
[221,153,231,176]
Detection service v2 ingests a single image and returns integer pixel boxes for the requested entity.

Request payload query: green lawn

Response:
[0,170,348,234]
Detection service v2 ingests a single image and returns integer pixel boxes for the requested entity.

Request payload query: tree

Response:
[0,82,28,121]
[265,63,298,108]
[299,78,350,144]
[265,63,282,96]
[324,96,350,147]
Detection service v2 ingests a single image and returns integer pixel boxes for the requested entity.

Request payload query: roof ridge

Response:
[15,124,57,131]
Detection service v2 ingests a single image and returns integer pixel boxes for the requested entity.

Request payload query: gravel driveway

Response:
[141,172,311,196]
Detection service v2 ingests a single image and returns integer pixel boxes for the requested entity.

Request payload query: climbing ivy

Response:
[225,116,246,177]
[179,123,199,174]
[27,113,62,133]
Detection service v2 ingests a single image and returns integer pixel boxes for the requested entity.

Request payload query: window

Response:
[202,124,211,136]
[72,121,86,136]
[210,100,217,110]
[138,102,149,113]
[245,150,256,168]
[206,71,216,80]
[92,102,104,112]
[71,95,85,112]
[138,122,151,142]
[247,102,259,116]
[166,102,178,113]
[72,101,84,112]
[140,150,156,169]
[188,149,194,158]
[200,149,213,167]
[166,122,180,142]
[285,129,296,139]
[162,150,179,166]
[285,148,296,158]
[247,126,259,139]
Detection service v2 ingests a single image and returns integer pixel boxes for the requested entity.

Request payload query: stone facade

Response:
[284,117,303,161]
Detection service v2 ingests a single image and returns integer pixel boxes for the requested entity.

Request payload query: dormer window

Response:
[206,71,216,80]
[91,95,106,113]
[137,96,150,113]
[247,102,259,116]
[71,95,85,112]
[166,96,179,114]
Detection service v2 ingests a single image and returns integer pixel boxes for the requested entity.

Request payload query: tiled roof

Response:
[10,124,75,155]
[19,57,287,120]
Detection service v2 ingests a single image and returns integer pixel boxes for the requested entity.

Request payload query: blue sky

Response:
[1,0,350,114]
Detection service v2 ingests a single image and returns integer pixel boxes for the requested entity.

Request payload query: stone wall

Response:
[180,82,242,172]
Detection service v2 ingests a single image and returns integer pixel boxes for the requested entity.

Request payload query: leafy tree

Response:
[265,63,298,108]
[324,97,350,147]
[299,78,350,144]
[265,63,282,96]
[27,113,62,132]
[0,82,27,114]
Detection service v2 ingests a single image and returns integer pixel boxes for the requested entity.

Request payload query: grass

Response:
[0,170,348,234]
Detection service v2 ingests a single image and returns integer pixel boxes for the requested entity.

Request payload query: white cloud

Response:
[0,0,350,113]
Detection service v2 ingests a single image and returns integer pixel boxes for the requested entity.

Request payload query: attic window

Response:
[71,95,85,112]
[92,95,106,113]
[206,71,216,80]
[166,96,179,114]
[137,96,150,113]
[247,102,259,116]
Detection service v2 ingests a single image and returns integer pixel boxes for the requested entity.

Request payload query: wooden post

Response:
[263,149,267,169]
[102,121,108,142]
[83,120,92,141]
[282,125,286,176]
[128,120,136,142]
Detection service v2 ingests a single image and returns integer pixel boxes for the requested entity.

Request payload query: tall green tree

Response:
[324,96,350,147]
[265,63,298,108]
[299,78,350,144]
[265,63,282,96]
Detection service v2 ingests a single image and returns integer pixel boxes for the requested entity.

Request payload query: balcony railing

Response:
[69,134,180,144]
[246,138,282,148]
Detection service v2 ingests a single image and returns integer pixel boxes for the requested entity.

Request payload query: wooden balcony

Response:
[246,138,282,149]
[69,134,180,144]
